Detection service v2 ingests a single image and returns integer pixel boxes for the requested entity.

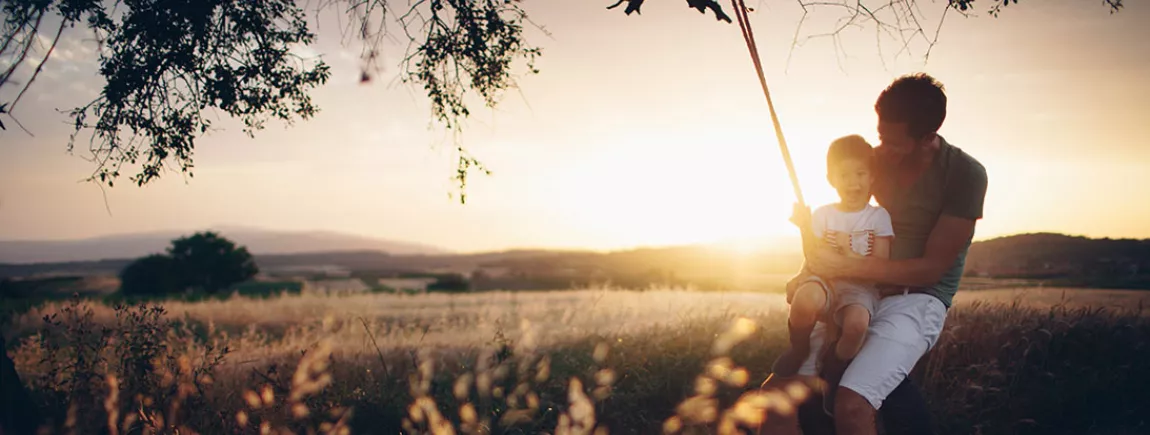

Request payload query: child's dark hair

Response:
[827,135,874,171]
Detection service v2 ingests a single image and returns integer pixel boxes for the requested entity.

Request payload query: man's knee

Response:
[835,386,876,423]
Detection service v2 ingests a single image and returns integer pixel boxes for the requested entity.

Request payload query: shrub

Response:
[116,231,259,297]
[29,297,229,433]
[169,232,259,293]
[119,254,180,297]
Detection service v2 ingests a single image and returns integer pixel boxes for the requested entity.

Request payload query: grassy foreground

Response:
[4,288,1149,434]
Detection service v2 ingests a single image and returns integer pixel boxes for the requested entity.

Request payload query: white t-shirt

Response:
[811,203,895,257]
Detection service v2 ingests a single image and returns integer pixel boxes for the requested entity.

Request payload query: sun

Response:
[547,129,836,250]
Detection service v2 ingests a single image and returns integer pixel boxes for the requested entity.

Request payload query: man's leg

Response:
[798,391,836,435]
[835,388,876,435]
[833,293,947,435]
[880,376,933,435]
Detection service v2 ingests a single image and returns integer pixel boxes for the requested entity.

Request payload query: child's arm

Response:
[785,203,820,303]
[791,203,821,261]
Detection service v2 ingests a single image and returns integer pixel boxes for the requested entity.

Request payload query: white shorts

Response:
[796,292,947,409]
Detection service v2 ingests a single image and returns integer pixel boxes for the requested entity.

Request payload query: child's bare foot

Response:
[773,320,816,377]
[772,348,807,378]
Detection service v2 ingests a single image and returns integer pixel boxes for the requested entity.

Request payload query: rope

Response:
[730,0,806,208]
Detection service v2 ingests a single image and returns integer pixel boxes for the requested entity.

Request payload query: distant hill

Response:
[3,232,1149,290]
[964,233,1150,287]
[0,227,448,264]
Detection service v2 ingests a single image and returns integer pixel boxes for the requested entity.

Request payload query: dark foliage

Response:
[965,233,1150,286]
[119,254,180,297]
[167,231,259,293]
[115,231,258,296]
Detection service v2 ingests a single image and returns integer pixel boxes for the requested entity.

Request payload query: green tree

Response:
[118,253,180,296]
[116,232,257,296]
[167,231,259,293]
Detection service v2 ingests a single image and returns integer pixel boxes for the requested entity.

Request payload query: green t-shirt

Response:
[873,136,988,308]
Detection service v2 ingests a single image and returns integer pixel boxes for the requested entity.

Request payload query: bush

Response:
[428,273,470,293]
[29,297,229,433]
[169,232,259,293]
[116,231,259,297]
[119,254,180,297]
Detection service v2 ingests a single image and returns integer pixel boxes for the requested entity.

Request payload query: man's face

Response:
[828,158,874,206]
[877,120,926,157]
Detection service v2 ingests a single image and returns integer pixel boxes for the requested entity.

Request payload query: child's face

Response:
[828,158,874,206]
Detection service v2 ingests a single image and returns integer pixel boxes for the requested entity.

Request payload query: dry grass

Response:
[8,287,791,364]
[5,286,1150,434]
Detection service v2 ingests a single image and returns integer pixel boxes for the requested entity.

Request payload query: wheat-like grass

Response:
[6,287,1149,434]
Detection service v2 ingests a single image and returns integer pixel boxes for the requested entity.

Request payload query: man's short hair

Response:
[875,73,947,139]
[827,135,874,171]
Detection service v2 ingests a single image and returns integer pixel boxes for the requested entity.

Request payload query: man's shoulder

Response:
[941,138,987,184]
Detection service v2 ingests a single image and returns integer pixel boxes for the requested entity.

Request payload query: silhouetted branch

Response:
[9,19,65,113]
[607,0,732,22]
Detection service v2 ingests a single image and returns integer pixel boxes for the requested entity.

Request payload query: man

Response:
[762,73,988,435]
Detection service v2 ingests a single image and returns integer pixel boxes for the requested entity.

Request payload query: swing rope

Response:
[730,0,806,209]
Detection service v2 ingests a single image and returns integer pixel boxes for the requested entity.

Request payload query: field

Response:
[3,286,1149,434]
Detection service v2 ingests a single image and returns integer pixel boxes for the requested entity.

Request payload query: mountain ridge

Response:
[0,228,448,264]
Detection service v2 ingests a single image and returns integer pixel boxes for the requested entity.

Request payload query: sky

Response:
[1,0,1148,253]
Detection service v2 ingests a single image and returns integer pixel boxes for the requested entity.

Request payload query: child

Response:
[773,134,894,414]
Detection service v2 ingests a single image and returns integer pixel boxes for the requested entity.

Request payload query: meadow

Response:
[4,286,1149,434]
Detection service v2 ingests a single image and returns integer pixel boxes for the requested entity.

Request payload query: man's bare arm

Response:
[872,235,892,260]
[828,215,975,286]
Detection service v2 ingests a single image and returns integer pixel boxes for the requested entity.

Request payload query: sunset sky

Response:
[1,0,1148,253]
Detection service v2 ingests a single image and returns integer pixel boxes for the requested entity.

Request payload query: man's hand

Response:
[807,245,853,280]
[810,215,979,287]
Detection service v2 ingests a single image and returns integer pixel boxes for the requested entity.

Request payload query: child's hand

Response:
[789,202,812,229]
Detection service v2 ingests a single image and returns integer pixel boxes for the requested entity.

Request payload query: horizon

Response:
[0,226,1134,261]
[2,1,1149,253]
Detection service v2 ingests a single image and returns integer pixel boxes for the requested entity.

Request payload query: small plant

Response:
[29,297,229,434]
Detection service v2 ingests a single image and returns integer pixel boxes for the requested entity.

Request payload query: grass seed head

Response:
[695,376,717,396]
[593,343,610,364]
[244,390,262,409]
[594,369,617,387]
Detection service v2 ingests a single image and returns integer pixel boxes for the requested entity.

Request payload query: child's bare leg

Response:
[834,305,871,360]
[772,282,827,377]
[820,304,871,415]
[790,282,828,335]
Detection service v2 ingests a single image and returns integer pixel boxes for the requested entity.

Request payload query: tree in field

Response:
[116,231,257,296]
[0,0,1124,203]
[118,253,180,296]
[167,231,259,293]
